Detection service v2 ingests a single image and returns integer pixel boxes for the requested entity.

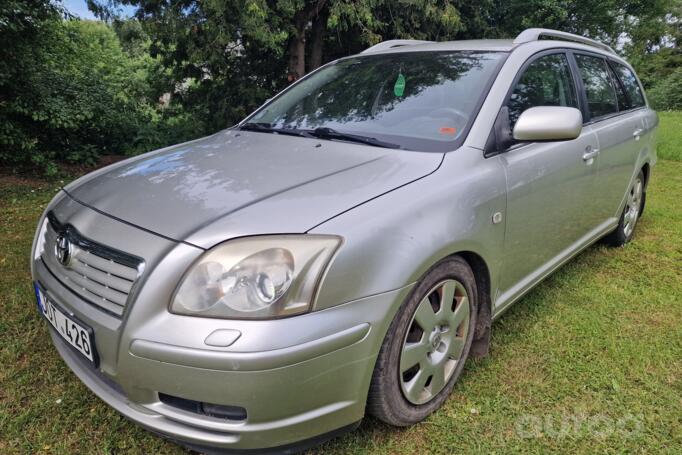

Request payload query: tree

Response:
[624,0,681,88]
[3,0,678,169]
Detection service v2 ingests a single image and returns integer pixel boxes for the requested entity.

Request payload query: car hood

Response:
[64,130,443,249]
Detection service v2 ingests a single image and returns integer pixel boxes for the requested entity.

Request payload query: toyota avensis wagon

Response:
[31,28,657,453]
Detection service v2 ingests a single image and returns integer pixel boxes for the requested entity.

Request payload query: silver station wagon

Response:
[31,28,657,453]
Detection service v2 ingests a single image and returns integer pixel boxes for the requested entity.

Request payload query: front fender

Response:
[310,146,507,312]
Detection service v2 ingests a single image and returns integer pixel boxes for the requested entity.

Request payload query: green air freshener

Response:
[394,73,406,97]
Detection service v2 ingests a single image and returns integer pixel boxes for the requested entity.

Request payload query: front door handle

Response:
[582,146,600,162]
[633,128,644,141]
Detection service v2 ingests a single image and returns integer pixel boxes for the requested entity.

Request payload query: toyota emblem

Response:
[55,234,73,267]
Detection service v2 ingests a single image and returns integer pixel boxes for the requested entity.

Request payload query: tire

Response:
[604,170,645,247]
[367,256,478,426]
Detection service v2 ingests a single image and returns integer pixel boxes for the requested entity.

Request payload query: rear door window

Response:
[608,65,630,112]
[507,53,578,127]
[610,62,646,109]
[575,54,619,119]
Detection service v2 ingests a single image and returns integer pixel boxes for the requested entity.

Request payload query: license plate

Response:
[35,284,97,364]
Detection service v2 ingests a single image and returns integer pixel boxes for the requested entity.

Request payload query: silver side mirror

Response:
[513,106,583,141]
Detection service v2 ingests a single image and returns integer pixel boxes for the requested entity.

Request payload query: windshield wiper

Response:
[239,122,312,138]
[308,127,401,149]
[240,123,401,149]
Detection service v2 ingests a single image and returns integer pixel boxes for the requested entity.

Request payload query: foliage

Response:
[1,0,680,171]
[648,67,682,111]
[0,1,63,170]
[0,3,200,173]
[103,0,481,133]
[104,0,681,135]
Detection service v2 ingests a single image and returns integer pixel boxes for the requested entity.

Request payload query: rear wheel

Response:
[368,257,477,426]
[604,170,645,247]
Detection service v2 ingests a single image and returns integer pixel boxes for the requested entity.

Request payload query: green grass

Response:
[2,116,682,454]
[657,111,682,161]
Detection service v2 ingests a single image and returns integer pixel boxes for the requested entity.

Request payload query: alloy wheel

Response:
[623,176,643,238]
[399,279,470,405]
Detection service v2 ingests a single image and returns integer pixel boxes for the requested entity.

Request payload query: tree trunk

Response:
[287,12,307,81]
[287,1,328,80]
[309,9,328,71]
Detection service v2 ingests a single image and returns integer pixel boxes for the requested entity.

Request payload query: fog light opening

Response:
[158,393,247,421]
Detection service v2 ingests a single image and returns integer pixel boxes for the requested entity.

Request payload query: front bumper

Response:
[38,256,411,451]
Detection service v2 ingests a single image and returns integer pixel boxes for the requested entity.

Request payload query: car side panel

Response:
[590,112,645,220]
[310,146,507,313]
[640,108,659,170]
[495,126,600,300]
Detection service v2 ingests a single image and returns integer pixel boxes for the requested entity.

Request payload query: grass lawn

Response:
[1,113,681,454]
[657,111,682,161]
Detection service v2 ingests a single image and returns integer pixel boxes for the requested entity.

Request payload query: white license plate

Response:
[35,285,96,363]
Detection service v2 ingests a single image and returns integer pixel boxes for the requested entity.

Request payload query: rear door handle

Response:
[582,147,600,162]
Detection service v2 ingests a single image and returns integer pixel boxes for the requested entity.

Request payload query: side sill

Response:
[492,218,618,319]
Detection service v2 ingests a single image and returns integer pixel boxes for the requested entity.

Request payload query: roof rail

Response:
[513,28,615,54]
[361,39,433,54]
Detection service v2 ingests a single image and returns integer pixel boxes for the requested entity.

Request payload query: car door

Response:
[496,51,601,307]
[609,59,653,179]
[572,53,646,222]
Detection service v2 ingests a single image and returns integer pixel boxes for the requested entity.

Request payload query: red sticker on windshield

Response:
[439,127,457,135]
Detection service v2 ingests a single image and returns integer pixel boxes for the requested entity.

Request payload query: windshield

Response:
[246,51,505,152]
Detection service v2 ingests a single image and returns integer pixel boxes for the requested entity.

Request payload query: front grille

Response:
[39,212,144,317]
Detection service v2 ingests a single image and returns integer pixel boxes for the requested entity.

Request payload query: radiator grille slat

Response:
[40,214,143,318]
[73,250,139,281]
[69,258,134,294]
[63,271,128,306]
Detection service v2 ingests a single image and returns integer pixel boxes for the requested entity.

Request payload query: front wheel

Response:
[604,170,645,247]
[367,257,477,426]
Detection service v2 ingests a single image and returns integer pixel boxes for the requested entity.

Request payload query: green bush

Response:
[0,4,202,173]
[648,68,682,111]
[0,19,154,171]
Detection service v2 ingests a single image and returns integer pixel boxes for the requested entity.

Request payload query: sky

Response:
[61,0,136,20]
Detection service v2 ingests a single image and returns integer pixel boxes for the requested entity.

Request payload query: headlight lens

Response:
[170,235,341,319]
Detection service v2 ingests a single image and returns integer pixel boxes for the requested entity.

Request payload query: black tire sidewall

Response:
[369,257,478,426]
[605,170,645,247]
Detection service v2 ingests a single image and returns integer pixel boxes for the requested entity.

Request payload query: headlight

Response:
[170,235,341,319]
[33,217,49,260]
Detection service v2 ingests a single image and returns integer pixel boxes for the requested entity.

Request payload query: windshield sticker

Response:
[439,127,457,135]
[394,73,406,97]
